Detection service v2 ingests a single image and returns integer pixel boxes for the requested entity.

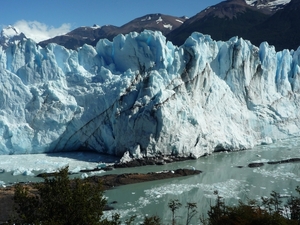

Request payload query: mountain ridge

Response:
[38,14,187,50]
[2,0,298,51]
[167,0,298,50]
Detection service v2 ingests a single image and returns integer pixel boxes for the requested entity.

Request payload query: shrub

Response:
[12,167,300,225]
[202,188,300,225]
[14,167,107,225]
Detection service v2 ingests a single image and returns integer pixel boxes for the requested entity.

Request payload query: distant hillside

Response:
[166,2,270,46]
[247,0,300,50]
[39,14,187,50]
[19,0,300,51]
[38,25,119,50]
[167,0,299,51]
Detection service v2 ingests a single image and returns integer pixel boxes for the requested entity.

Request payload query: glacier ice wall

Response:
[0,30,300,157]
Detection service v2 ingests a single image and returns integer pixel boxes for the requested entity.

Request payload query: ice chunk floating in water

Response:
[103,139,300,224]
[0,30,300,156]
[0,152,117,177]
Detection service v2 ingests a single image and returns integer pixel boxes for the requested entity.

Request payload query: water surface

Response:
[0,138,299,224]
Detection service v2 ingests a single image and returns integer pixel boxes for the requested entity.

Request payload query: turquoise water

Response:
[0,138,299,224]
[103,138,300,224]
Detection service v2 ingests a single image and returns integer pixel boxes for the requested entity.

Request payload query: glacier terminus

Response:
[0,30,300,158]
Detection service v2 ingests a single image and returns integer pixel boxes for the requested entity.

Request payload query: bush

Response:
[202,187,300,225]
[13,167,107,225]
[11,167,300,225]
[142,215,162,225]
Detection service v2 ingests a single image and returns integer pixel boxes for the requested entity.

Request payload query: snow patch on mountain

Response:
[92,24,101,29]
[163,24,173,30]
[156,16,163,23]
[0,30,299,157]
[141,16,152,22]
[245,0,291,9]
[175,19,184,24]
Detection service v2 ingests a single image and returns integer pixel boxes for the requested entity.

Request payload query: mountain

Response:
[167,0,269,46]
[167,0,295,50]
[26,0,299,52]
[247,0,300,50]
[38,0,298,51]
[0,25,27,49]
[38,25,119,50]
[245,0,291,11]
[0,30,299,157]
[116,13,186,35]
[39,14,187,50]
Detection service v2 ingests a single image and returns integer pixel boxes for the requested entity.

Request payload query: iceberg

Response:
[0,30,299,157]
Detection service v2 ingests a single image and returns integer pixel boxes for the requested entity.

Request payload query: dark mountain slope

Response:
[36,0,300,51]
[167,0,271,46]
[39,25,118,50]
[248,0,300,50]
[39,14,186,50]
[167,0,300,50]
[117,13,186,36]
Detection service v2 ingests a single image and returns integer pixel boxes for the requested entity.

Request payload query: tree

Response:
[203,189,299,225]
[185,202,197,225]
[206,191,226,225]
[14,167,107,225]
[13,184,40,224]
[168,199,182,225]
[285,186,300,222]
[142,215,162,225]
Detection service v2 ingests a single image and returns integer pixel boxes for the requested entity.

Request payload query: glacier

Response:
[0,30,300,158]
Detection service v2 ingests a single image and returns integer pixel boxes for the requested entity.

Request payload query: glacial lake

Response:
[0,137,300,224]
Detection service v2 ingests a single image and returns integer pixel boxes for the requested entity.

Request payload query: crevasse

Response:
[0,30,299,157]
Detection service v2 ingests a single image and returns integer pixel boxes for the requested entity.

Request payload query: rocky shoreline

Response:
[242,158,300,168]
[2,154,299,222]
[89,168,201,190]
[114,155,196,168]
[0,168,201,223]
[35,155,196,177]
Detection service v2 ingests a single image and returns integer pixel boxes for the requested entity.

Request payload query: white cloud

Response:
[13,20,71,43]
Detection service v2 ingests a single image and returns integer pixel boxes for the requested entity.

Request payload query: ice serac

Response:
[0,30,300,157]
[0,26,27,49]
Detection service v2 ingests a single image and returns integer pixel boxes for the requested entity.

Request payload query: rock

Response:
[248,162,264,168]
[103,205,114,211]
[114,155,195,168]
[0,166,202,223]
[267,158,300,165]
[88,168,202,190]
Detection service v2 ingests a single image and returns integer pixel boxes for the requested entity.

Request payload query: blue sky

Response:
[1,0,223,42]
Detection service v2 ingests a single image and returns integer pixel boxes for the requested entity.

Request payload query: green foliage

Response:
[124,215,137,225]
[168,199,182,225]
[13,184,40,224]
[285,186,300,222]
[14,167,107,225]
[206,191,227,225]
[142,215,162,225]
[185,202,197,225]
[202,188,300,225]
[101,213,121,225]
[12,168,300,225]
